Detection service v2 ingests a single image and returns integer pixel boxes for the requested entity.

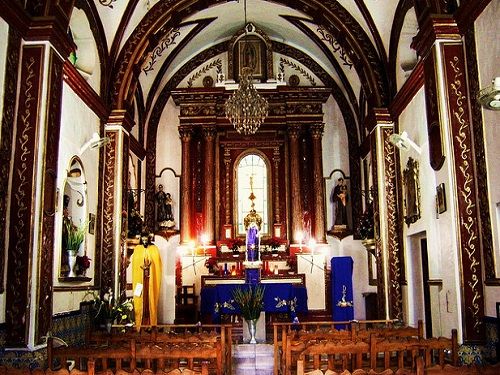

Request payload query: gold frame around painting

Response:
[403,157,421,226]
[436,183,446,214]
[237,37,264,81]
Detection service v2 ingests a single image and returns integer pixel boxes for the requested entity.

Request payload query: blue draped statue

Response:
[246,222,260,262]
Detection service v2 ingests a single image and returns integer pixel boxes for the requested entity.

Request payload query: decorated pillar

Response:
[3,7,73,347]
[102,110,132,297]
[413,15,485,342]
[288,124,302,242]
[367,109,403,321]
[179,126,193,244]
[310,123,326,243]
[202,125,216,243]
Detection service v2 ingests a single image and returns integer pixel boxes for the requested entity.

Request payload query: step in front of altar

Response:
[232,344,274,375]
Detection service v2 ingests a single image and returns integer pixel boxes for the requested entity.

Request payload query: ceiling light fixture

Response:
[224,0,268,135]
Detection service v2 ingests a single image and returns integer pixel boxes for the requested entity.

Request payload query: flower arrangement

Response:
[356,202,374,240]
[204,257,219,274]
[76,255,91,275]
[232,285,265,321]
[265,237,283,251]
[227,238,244,252]
[86,288,134,327]
[65,220,87,251]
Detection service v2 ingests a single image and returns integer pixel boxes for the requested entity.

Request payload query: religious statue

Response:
[333,178,348,227]
[155,184,175,229]
[132,232,162,329]
[243,175,263,264]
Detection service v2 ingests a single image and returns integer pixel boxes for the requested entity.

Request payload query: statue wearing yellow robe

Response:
[132,240,162,329]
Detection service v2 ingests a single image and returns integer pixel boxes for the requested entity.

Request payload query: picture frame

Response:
[88,213,96,235]
[237,37,264,80]
[436,183,446,214]
[403,157,421,226]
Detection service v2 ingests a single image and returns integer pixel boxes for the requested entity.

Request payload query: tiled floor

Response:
[232,343,274,375]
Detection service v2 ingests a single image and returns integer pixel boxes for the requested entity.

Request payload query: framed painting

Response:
[237,37,265,81]
[403,157,421,226]
[436,183,446,214]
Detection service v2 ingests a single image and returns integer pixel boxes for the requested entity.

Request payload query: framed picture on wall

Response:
[88,213,96,235]
[403,157,421,226]
[237,37,265,81]
[436,183,446,214]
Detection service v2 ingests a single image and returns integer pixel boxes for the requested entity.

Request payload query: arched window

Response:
[236,153,269,235]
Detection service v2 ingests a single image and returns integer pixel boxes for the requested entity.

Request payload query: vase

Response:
[246,319,258,344]
[67,249,78,277]
[105,318,113,333]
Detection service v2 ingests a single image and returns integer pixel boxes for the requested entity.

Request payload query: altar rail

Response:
[48,324,232,375]
[272,319,427,375]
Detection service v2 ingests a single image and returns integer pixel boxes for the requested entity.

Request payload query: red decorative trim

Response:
[412,15,460,58]
[0,1,29,36]
[6,45,44,346]
[443,44,484,342]
[25,18,74,58]
[129,135,146,160]
[382,127,403,321]
[456,0,493,34]
[101,131,118,293]
[389,61,424,117]
[0,29,22,295]
[63,62,108,120]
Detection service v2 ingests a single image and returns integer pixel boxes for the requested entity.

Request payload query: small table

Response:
[201,283,308,322]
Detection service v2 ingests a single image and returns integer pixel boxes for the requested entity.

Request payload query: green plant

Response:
[65,220,87,251]
[232,285,265,321]
[85,289,134,326]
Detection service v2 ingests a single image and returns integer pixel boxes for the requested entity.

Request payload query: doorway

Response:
[420,238,432,338]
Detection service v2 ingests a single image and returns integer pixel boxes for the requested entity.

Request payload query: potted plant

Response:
[227,238,244,256]
[232,285,265,343]
[64,220,87,277]
[266,237,282,256]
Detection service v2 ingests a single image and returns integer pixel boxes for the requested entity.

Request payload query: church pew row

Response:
[48,325,232,375]
[294,333,461,375]
[274,319,423,375]
[0,366,209,375]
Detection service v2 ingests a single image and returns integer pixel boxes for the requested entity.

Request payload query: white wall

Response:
[323,95,351,231]
[475,0,500,317]
[155,97,181,226]
[0,17,9,324]
[53,82,101,314]
[398,87,461,338]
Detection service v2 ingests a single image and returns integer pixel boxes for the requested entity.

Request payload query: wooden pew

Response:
[296,340,370,375]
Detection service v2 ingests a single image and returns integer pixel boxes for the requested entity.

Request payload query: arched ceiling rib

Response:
[108,0,392,111]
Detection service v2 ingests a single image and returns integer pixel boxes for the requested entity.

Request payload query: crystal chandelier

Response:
[225,0,268,135]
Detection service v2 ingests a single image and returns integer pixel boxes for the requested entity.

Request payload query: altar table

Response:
[201,283,308,322]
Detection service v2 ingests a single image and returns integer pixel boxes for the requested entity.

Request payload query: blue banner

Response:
[331,256,354,324]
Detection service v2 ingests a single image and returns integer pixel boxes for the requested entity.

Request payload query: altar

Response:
[201,283,308,322]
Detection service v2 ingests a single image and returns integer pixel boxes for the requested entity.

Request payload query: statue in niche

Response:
[333,177,348,227]
[155,184,175,229]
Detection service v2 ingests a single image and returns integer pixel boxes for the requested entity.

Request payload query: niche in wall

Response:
[59,156,91,280]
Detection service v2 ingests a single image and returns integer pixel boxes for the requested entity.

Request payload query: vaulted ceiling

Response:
[71,0,419,142]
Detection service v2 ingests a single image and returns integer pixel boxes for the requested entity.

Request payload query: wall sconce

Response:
[389,131,421,154]
[478,77,500,110]
[79,132,110,155]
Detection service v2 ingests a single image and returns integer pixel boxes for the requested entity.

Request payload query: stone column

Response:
[310,123,326,243]
[102,110,133,298]
[288,124,302,242]
[413,14,485,342]
[179,126,193,244]
[202,125,216,243]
